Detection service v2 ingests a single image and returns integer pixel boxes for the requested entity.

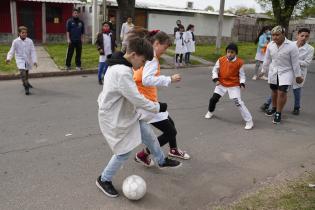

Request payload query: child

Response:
[185,24,195,64]
[6,26,37,95]
[95,21,116,85]
[96,37,181,198]
[204,43,254,130]
[133,31,190,167]
[175,25,187,67]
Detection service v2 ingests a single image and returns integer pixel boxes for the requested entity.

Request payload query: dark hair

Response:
[18,26,28,33]
[225,43,238,54]
[186,24,194,31]
[298,28,311,34]
[73,8,79,13]
[102,21,110,26]
[178,24,185,30]
[127,38,154,61]
[149,31,172,46]
[255,26,271,44]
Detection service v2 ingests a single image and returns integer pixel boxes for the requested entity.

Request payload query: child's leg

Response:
[187,52,191,63]
[98,62,106,81]
[139,121,165,166]
[254,60,261,76]
[293,88,301,110]
[232,97,253,122]
[184,53,189,63]
[151,117,177,149]
[20,69,27,87]
[179,54,183,63]
[101,151,131,182]
[175,54,179,63]
[208,93,221,112]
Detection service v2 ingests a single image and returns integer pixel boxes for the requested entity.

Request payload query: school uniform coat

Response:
[98,52,160,155]
[95,31,116,56]
[185,30,195,53]
[175,31,187,54]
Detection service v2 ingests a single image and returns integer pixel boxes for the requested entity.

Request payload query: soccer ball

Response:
[122,175,147,200]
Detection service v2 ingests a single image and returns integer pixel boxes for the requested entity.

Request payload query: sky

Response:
[140,0,264,12]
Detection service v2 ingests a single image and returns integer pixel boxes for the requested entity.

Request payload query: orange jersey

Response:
[218,56,244,87]
[133,64,161,102]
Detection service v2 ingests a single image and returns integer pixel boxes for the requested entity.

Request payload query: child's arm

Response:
[212,59,220,82]
[119,72,160,113]
[142,59,172,87]
[261,45,272,75]
[239,64,246,88]
[30,40,37,67]
[299,46,314,68]
[6,40,16,63]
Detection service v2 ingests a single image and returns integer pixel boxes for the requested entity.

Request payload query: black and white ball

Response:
[122,175,146,200]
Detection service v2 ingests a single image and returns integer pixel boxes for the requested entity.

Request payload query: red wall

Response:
[0,0,12,33]
[46,3,73,34]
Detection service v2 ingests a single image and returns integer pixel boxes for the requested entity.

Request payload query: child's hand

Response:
[5,59,10,64]
[216,81,220,86]
[34,63,38,68]
[240,83,245,89]
[171,74,181,83]
[296,76,304,84]
[212,78,220,85]
[99,49,103,53]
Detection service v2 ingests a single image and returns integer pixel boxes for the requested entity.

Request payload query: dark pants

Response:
[151,116,177,149]
[66,41,82,68]
[98,62,109,81]
[293,88,302,109]
[175,54,183,63]
[20,69,29,87]
[208,93,221,112]
[185,52,191,63]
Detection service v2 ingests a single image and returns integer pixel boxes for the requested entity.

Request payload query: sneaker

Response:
[169,148,190,160]
[135,151,154,167]
[96,176,118,198]
[244,120,254,130]
[260,103,269,112]
[260,75,268,80]
[273,112,281,124]
[252,75,257,80]
[24,85,30,95]
[98,80,103,85]
[204,111,214,119]
[265,109,276,117]
[292,108,300,115]
[76,67,82,71]
[27,83,33,88]
[66,66,71,71]
[159,157,181,168]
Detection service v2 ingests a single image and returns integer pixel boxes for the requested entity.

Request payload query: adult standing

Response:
[253,26,271,80]
[65,9,85,71]
[120,16,134,53]
[260,26,303,124]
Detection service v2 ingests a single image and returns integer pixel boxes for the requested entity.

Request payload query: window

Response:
[89,6,92,13]
[77,7,81,13]
[46,6,62,23]
[82,6,85,13]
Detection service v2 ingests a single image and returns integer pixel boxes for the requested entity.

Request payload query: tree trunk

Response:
[117,0,135,41]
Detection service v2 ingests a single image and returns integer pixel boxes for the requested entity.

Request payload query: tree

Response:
[205,5,215,12]
[256,0,315,30]
[301,5,315,17]
[224,6,256,15]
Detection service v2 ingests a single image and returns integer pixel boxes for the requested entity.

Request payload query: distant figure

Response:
[120,16,134,52]
[174,24,187,67]
[108,15,116,32]
[6,26,37,95]
[185,24,195,64]
[65,9,85,71]
[174,20,182,36]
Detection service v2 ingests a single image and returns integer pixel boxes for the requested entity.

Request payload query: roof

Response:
[20,0,83,3]
[104,0,235,17]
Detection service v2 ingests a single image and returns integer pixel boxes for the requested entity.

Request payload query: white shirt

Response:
[120,22,134,41]
[262,38,301,86]
[7,37,37,70]
[175,31,187,54]
[293,41,314,89]
[212,56,246,84]
[99,33,113,62]
[185,30,195,53]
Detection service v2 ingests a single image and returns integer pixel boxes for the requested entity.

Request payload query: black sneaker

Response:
[260,103,269,112]
[96,176,119,197]
[159,157,182,168]
[273,112,281,124]
[98,80,103,85]
[24,85,30,95]
[265,109,276,117]
[27,83,33,88]
[292,108,300,115]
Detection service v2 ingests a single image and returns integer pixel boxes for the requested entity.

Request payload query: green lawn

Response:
[216,174,315,210]
[0,45,18,74]
[44,43,99,70]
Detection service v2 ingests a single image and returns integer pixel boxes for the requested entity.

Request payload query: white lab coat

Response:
[262,38,301,86]
[292,41,314,89]
[185,30,195,53]
[6,37,37,70]
[98,64,160,155]
[175,31,187,54]
[120,22,134,44]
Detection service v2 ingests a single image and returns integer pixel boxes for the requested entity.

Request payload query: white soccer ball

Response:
[122,175,147,200]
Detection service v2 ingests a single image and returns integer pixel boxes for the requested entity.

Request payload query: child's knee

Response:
[232,98,243,107]
[210,93,221,104]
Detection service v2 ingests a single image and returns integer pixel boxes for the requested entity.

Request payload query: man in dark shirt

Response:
[66,9,85,71]
[108,15,116,32]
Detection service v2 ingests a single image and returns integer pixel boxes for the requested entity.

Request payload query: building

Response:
[78,0,236,44]
[0,0,82,43]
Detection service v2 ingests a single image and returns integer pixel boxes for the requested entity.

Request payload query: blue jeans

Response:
[101,120,165,182]
[98,62,108,81]
[265,95,272,107]
[293,88,301,109]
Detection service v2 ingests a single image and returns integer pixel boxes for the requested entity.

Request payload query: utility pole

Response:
[215,0,225,54]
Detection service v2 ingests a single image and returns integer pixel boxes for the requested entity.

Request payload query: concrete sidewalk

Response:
[32,46,60,73]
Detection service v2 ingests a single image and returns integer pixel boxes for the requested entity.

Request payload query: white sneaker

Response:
[244,121,254,130]
[204,111,213,119]
[252,75,257,80]
[260,75,268,80]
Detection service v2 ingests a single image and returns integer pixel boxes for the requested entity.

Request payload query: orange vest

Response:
[133,63,161,102]
[218,56,244,87]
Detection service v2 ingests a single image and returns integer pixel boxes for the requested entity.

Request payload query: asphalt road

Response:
[1,63,315,210]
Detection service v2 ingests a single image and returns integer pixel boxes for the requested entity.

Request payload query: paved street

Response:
[1,64,315,210]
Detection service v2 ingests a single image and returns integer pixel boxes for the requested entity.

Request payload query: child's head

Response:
[18,26,28,39]
[225,43,238,61]
[102,21,111,32]
[126,37,154,69]
[178,25,185,32]
[126,16,133,24]
[149,31,172,57]
[296,28,310,46]
[186,24,195,32]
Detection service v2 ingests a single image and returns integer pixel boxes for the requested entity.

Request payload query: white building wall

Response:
[148,13,234,37]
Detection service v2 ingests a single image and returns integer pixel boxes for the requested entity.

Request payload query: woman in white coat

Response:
[175,25,187,67]
[184,24,195,64]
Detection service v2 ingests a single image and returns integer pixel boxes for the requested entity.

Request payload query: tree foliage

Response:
[224,6,256,15]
